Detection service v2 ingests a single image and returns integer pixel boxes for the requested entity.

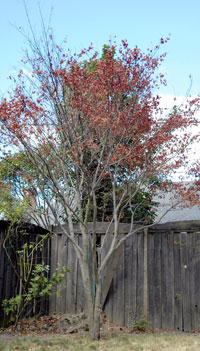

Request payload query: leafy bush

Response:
[133,318,149,332]
[3,263,68,327]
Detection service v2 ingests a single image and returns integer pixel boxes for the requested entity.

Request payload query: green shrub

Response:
[133,318,149,332]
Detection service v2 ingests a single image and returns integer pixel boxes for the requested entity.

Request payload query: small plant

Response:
[3,263,69,327]
[175,293,182,302]
[133,318,149,332]
[2,226,69,328]
[173,240,184,248]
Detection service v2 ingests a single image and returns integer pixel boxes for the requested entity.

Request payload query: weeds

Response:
[133,318,150,332]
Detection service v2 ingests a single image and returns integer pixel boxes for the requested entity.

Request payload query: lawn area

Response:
[0,332,200,351]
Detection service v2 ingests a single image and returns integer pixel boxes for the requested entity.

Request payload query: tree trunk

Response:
[79,230,102,340]
[88,281,101,340]
[80,258,102,340]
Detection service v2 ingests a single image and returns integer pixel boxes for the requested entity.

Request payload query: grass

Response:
[0,332,200,351]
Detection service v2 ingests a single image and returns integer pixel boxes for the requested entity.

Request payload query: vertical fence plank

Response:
[143,229,148,321]
[153,232,162,328]
[161,232,175,329]
[174,233,183,331]
[124,235,133,326]
[189,232,197,330]
[131,233,138,325]
[136,232,144,320]
[56,234,62,313]
[49,234,58,314]
[167,232,175,329]
[195,232,200,330]
[65,238,77,314]
[180,232,192,331]
[148,232,155,327]
[39,234,49,315]
[189,232,200,330]
[45,235,51,314]
[112,238,125,325]
[124,233,138,326]
[76,235,85,312]
[194,232,200,330]
[161,232,168,328]
[56,234,67,313]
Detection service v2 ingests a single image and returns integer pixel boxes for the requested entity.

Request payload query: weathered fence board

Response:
[49,231,58,314]
[161,232,173,329]
[136,233,144,320]
[67,238,78,314]
[190,232,200,330]
[130,231,138,325]
[181,232,192,331]
[148,232,155,326]
[56,234,66,313]
[174,232,183,331]
[124,235,135,326]
[112,240,125,325]
[76,236,85,312]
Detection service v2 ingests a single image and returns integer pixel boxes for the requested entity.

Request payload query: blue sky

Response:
[0,0,200,97]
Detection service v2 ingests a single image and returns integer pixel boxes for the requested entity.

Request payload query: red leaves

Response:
[102,172,110,179]
[0,36,200,212]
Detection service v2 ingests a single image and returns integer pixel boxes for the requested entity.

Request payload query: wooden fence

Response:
[1,220,200,331]
[0,220,50,325]
[49,221,200,331]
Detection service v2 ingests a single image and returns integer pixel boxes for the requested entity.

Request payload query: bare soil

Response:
[0,313,141,342]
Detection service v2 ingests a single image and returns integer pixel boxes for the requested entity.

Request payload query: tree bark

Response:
[87,280,101,340]
[80,246,102,340]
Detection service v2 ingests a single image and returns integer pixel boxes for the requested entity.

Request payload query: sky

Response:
[0,0,200,99]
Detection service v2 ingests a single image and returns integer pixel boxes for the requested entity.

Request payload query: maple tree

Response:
[0,31,200,339]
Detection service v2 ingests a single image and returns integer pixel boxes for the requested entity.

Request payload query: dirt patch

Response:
[0,312,137,341]
[0,313,88,337]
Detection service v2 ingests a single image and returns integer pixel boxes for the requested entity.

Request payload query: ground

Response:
[1,314,200,351]
[0,313,134,340]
